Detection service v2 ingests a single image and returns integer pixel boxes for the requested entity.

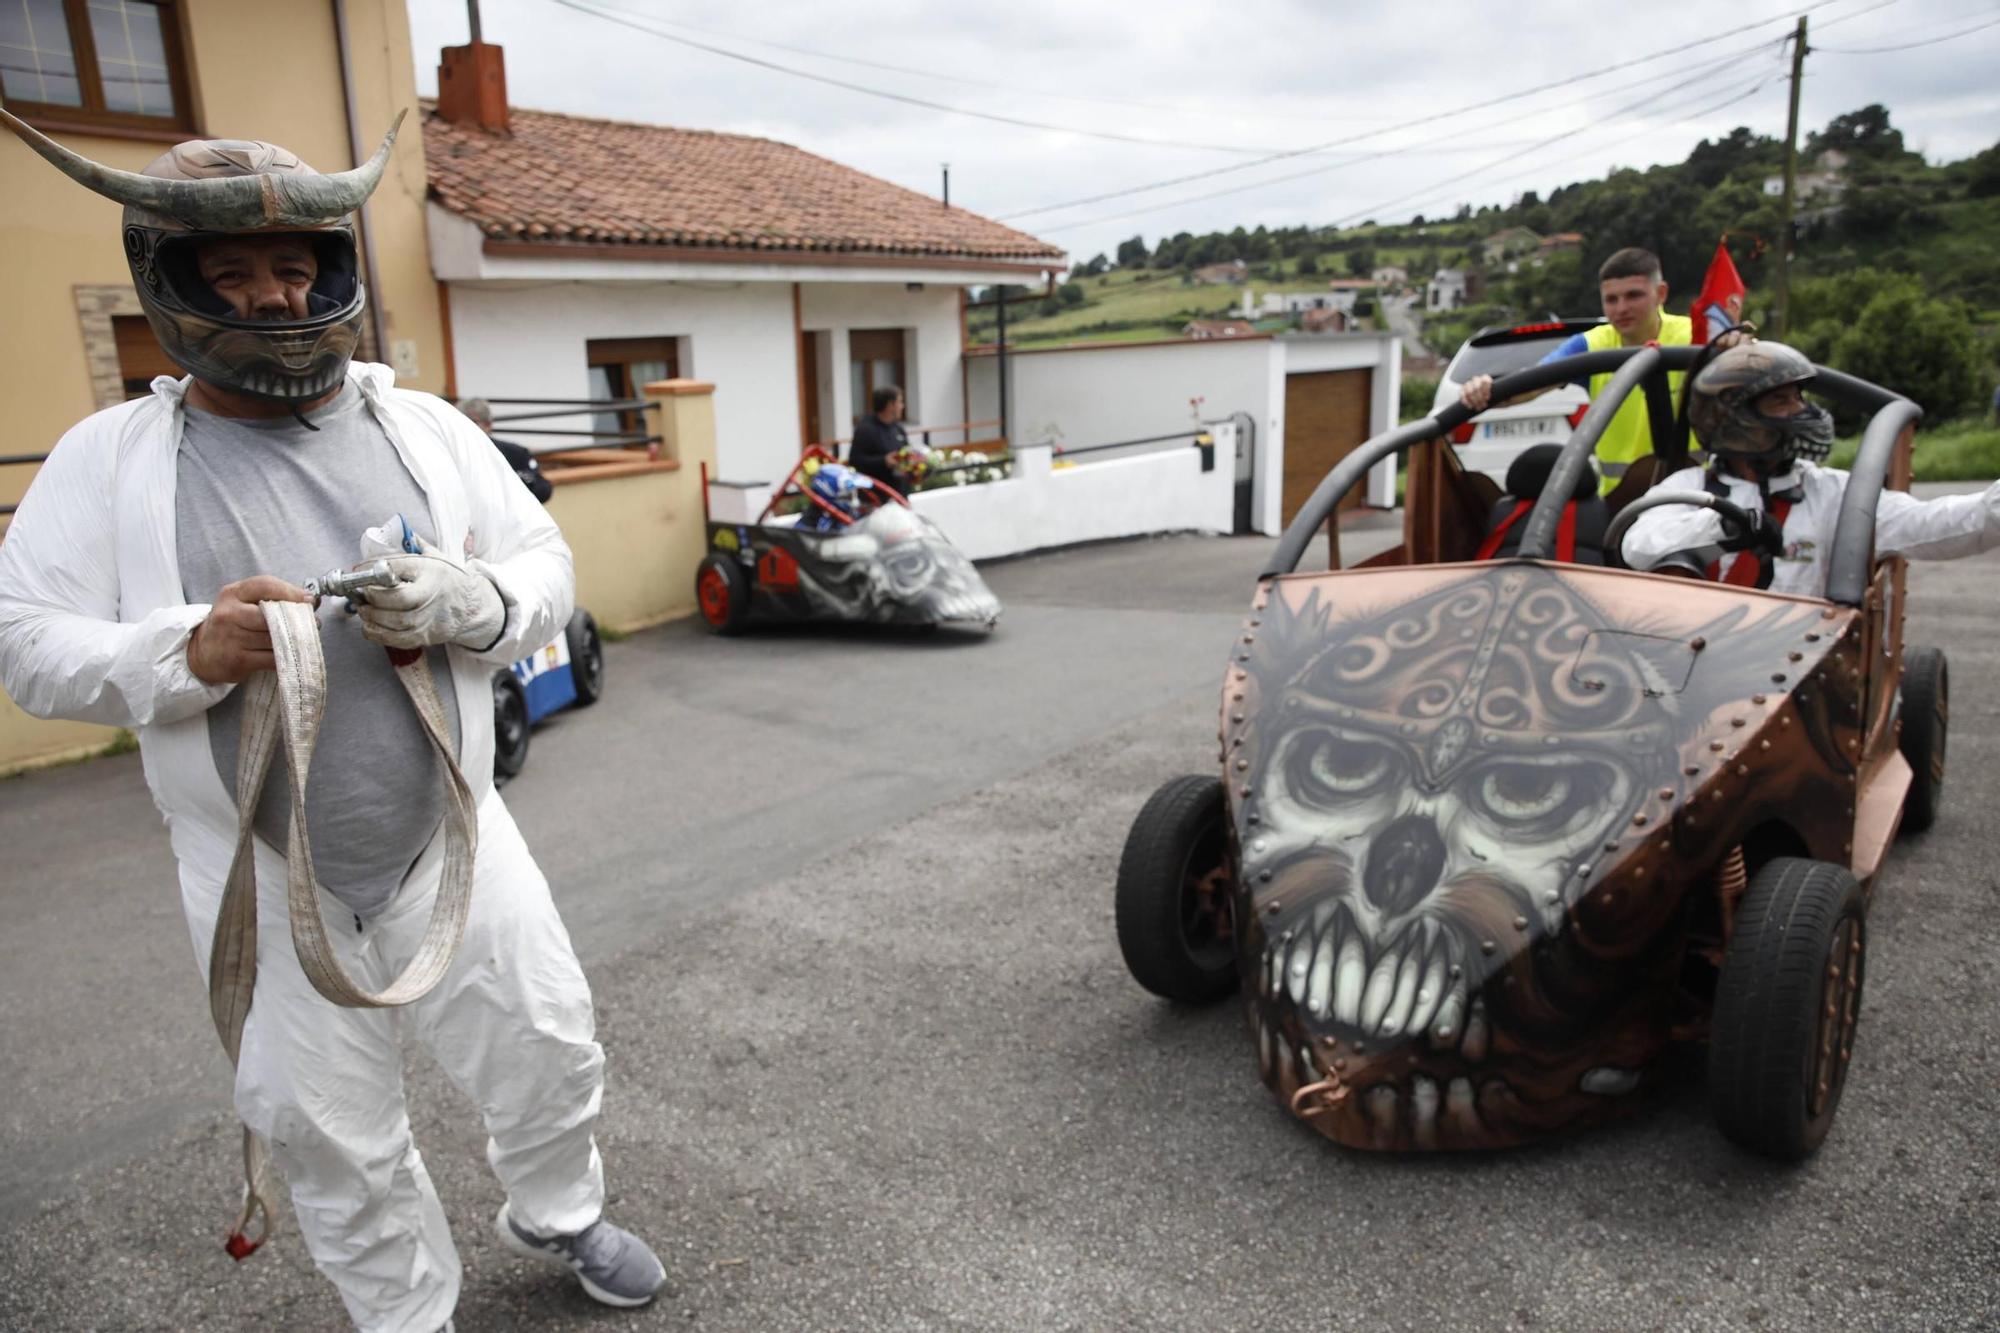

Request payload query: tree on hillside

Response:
[1808,104,1912,161]
[1058,281,1086,308]
[1115,235,1148,267]
[1787,269,1984,426]
[1685,126,1780,189]
[1347,245,1376,277]
[1296,252,1319,275]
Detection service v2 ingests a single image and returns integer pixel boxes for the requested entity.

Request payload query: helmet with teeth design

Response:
[1,107,405,403]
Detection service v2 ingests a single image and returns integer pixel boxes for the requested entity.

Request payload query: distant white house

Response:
[1426,268,1469,313]
[1371,264,1408,290]
[422,50,1064,488]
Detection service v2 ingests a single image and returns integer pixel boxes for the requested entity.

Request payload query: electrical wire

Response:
[1005,36,1777,223]
[1036,40,1785,235]
[564,0,1422,127]
[1816,12,2000,49]
[547,0,1310,154]
[1041,51,1784,237]
[991,0,1854,223]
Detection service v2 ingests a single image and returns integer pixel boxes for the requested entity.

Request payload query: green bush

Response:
[1401,375,1440,423]
[1790,268,1985,426]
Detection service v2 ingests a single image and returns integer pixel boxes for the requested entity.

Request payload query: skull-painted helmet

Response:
[1687,340,1835,470]
[1,108,404,403]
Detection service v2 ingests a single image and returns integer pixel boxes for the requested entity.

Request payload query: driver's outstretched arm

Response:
[1874,479,2000,561]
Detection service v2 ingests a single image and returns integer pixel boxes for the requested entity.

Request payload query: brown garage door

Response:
[1282,368,1373,524]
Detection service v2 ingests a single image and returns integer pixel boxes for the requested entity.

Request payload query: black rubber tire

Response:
[1709,857,1866,1161]
[492,671,531,779]
[1115,775,1238,1005]
[695,554,749,635]
[566,609,605,707]
[1898,645,1947,834]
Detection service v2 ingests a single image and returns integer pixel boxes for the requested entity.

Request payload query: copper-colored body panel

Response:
[1220,561,1879,1150]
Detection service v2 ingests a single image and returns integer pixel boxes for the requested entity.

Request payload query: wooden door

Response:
[1282,368,1373,524]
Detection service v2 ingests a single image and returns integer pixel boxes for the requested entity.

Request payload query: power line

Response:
[1007,37,1777,225]
[546,0,1313,155]
[566,0,1420,127]
[1817,12,2000,50]
[993,0,1854,223]
[1364,78,1781,230]
[1042,48,1785,238]
[1038,42,1785,236]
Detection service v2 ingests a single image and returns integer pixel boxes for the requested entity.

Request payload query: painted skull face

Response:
[801,506,1001,626]
[1230,565,1823,1148]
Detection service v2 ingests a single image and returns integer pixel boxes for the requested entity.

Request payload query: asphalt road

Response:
[1,504,1995,1331]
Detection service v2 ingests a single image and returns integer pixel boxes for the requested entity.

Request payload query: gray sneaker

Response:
[496,1202,667,1308]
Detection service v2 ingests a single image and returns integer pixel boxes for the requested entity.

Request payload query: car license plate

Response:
[1486,419,1557,439]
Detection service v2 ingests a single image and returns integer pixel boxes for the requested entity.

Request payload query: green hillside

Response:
[981,105,2000,424]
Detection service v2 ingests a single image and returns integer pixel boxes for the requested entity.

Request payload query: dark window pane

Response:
[0,0,81,106]
[87,0,176,117]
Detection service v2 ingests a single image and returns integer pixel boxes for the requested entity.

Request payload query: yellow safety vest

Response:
[1582,313,1692,493]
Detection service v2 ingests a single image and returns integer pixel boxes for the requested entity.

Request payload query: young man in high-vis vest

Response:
[1459,247,1694,493]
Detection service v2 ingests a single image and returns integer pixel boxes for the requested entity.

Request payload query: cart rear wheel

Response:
[695,555,748,635]
[492,671,531,780]
[1709,857,1865,1161]
[567,610,605,706]
[1898,645,1947,834]
[1115,775,1237,1004]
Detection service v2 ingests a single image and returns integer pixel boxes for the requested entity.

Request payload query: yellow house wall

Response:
[546,382,720,632]
[0,0,446,773]
[0,0,443,504]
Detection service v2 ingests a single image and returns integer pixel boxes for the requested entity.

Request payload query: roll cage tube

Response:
[1263,348,1916,599]
[1264,345,1695,578]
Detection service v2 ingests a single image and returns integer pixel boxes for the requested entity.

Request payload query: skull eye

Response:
[1296,731,1399,803]
[1474,763,1574,824]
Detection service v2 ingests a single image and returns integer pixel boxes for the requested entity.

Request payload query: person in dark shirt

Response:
[848,384,915,492]
[457,397,554,503]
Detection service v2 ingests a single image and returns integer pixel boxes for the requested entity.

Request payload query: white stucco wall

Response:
[908,433,1236,561]
[447,278,970,488]
[967,332,1399,537]
[799,283,967,447]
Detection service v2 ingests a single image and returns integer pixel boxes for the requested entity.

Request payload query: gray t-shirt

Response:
[177,384,462,917]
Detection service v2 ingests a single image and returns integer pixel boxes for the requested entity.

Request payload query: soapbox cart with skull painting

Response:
[1116,345,1947,1161]
[693,448,1003,634]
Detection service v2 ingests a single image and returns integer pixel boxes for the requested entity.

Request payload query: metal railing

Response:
[483,397,663,458]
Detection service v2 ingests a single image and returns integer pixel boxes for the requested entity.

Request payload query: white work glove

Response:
[352,516,507,651]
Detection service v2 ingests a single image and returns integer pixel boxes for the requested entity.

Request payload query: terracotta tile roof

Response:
[422,104,1064,265]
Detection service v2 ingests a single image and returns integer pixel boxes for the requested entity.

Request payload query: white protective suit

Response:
[0,364,604,1333]
[1623,461,2000,596]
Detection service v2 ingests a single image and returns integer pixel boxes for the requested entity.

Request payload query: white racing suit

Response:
[1623,461,2000,595]
[0,364,603,1333]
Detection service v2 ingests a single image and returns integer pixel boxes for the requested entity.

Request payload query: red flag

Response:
[1690,240,1747,344]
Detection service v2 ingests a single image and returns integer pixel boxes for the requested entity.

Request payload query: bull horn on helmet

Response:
[0,107,406,230]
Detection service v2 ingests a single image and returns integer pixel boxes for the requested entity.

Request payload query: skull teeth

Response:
[1262,907,1494,1064]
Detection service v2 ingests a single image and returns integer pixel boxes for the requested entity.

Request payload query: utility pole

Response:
[942,163,950,210]
[1773,15,1807,339]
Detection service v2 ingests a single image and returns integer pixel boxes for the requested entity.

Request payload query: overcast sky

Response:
[406,0,2000,265]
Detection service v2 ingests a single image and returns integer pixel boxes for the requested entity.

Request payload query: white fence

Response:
[704,424,1238,562]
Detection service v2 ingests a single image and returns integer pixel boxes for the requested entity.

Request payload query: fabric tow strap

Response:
[205,599,479,1260]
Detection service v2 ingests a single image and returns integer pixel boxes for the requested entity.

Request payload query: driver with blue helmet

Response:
[800,462,876,531]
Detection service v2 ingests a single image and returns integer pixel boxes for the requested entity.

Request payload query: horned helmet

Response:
[1,108,404,403]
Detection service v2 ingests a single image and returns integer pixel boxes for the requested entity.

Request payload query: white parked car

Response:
[1431,319,1600,487]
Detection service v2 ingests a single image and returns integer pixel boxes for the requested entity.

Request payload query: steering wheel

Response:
[1604,489,1758,573]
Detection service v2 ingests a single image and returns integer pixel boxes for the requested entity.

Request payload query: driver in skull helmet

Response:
[1620,339,2000,595]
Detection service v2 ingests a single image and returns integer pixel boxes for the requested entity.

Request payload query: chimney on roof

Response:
[437,2,508,133]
